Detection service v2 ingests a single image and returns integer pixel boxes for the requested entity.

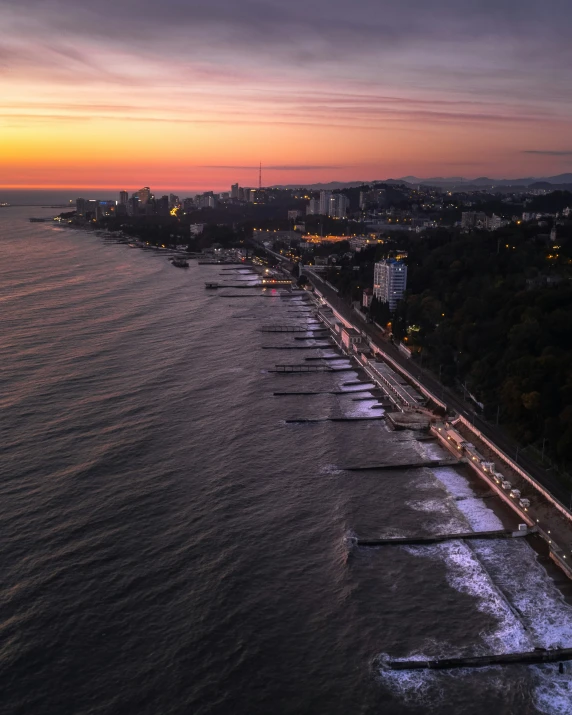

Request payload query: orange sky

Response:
[1,0,572,192]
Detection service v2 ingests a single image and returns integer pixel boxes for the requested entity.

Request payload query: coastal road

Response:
[305,269,572,508]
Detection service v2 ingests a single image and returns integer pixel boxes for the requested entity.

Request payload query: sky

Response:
[1,0,572,193]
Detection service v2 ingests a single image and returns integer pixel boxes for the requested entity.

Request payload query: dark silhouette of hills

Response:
[277,174,572,191]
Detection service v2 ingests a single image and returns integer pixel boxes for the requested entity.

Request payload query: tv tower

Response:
[258,162,262,190]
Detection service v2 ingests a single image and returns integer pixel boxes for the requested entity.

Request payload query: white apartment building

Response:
[306,198,320,215]
[373,259,408,312]
[319,191,332,215]
[328,193,349,219]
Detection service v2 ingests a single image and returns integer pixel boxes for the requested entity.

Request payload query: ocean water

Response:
[1,206,572,715]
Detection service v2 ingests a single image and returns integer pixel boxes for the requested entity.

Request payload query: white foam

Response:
[471,539,572,650]
[430,467,474,499]
[377,664,512,712]
[376,664,446,708]
[407,497,458,516]
[430,467,504,532]
[339,384,375,393]
[405,497,468,536]
[405,541,532,655]
[532,664,572,715]
[456,498,504,532]
[417,440,448,461]
[341,398,382,418]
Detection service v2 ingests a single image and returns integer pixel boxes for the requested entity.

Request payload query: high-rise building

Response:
[76,198,99,220]
[231,183,239,200]
[169,194,180,208]
[306,199,320,215]
[373,259,408,312]
[156,196,170,216]
[134,186,152,205]
[328,193,349,219]
[127,197,140,216]
[195,192,216,209]
[119,191,128,205]
[319,191,332,215]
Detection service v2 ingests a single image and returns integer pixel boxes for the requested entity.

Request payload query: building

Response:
[134,186,152,205]
[341,327,362,350]
[127,197,140,216]
[328,193,349,219]
[119,191,128,205]
[196,192,215,209]
[76,198,99,219]
[373,259,408,311]
[306,198,320,215]
[95,200,116,220]
[461,211,486,230]
[362,288,373,308]
[319,191,332,215]
[76,198,115,220]
[485,214,503,231]
[156,195,170,216]
[288,209,299,220]
[231,183,239,200]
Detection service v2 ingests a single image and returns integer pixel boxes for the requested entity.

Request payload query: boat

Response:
[171,257,189,268]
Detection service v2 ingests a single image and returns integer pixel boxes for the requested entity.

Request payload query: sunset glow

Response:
[2,0,572,191]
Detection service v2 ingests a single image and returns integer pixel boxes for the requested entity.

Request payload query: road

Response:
[305,269,572,507]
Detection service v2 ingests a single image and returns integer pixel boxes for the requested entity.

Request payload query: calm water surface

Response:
[1,207,572,714]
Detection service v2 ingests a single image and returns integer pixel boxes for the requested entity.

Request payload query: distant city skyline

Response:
[1,0,572,189]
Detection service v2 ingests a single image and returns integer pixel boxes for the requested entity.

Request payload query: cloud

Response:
[200,165,348,171]
[2,0,572,76]
[523,150,572,156]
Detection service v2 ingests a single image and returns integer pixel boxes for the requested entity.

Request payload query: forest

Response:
[329,218,572,469]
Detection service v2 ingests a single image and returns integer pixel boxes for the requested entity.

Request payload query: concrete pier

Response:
[272,364,334,373]
[262,325,325,333]
[273,390,374,396]
[386,646,572,671]
[261,345,332,350]
[356,527,534,547]
[294,335,330,340]
[285,416,386,423]
[344,458,461,471]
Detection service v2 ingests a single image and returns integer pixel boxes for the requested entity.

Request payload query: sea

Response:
[2,203,572,715]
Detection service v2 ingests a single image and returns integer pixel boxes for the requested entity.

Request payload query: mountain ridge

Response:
[275,174,572,191]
